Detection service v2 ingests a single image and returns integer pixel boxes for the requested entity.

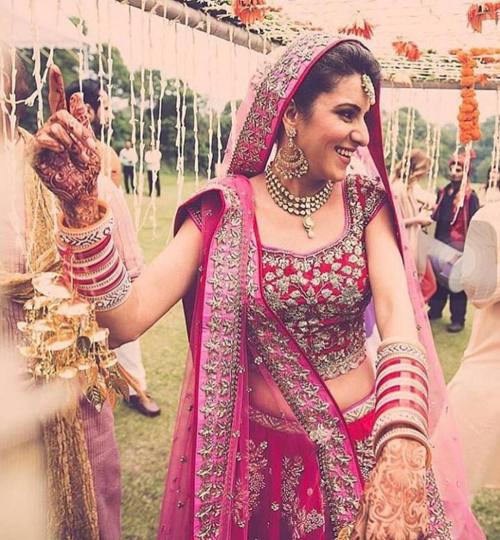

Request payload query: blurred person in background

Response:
[145,141,162,197]
[428,153,480,332]
[391,149,436,302]
[65,79,161,418]
[447,196,500,497]
[119,139,138,194]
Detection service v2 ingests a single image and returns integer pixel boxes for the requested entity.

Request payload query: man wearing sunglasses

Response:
[428,153,480,332]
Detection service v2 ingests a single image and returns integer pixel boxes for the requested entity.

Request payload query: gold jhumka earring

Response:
[273,126,309,180]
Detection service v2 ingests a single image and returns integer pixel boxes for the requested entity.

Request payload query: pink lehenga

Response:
[157,34,484,540]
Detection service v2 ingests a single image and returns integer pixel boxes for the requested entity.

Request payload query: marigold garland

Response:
[452,49,482,144]
[467,2,500,33]
[392,40,421,61]
[232,0,267,25]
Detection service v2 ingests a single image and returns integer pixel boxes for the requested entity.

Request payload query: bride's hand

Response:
[27,65,101,227]
[350,438,429,540]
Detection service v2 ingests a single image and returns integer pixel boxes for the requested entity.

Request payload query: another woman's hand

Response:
[350,438,428,540]
[27,66,101,227]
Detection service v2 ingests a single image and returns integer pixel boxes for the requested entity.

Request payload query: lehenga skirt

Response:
[245,393,451,540]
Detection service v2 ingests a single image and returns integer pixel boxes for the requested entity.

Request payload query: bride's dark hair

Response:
[293,41,381,117]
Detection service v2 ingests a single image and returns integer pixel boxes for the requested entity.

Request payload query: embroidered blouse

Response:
[186,174,387,380]
[259,175,386,380]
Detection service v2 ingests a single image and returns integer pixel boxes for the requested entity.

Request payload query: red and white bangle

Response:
[57,200,131,311]
[372,339,431,465]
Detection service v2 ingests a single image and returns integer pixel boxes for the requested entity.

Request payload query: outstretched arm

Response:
[98,217,201,347]
[28,65,201,347]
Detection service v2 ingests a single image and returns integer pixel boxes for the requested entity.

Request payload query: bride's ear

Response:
[281,99,299,134]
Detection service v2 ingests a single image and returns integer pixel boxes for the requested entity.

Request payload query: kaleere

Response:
[18,271,138,412]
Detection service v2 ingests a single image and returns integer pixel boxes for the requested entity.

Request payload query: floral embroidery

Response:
[194,183,247,539]
[233,439,268,527]
[247,303,361,533]
[261,175,386,379]
[281,456,326,539]
[249,407,304,435]
[425,470,453,539]
[354,435,376,481]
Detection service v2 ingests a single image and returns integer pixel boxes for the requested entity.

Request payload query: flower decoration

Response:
[392,40,422,61]
[338,12,374,39]
[467,2,500,33]
[18,272,139,412]
[452,49,482,144]
[232,0,268,25]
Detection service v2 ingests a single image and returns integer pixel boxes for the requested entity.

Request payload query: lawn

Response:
[115,173,500,539]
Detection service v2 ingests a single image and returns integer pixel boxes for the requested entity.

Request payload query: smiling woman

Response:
[29,33,484,540]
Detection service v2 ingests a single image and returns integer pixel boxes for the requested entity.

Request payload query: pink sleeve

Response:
[98,175,145,280]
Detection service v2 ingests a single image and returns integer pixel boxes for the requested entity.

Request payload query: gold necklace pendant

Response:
[303,214,314,238]
[265,166,333,240]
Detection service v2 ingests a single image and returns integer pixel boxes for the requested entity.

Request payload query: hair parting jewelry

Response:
[265,165,334,239]
[272,125,309,180]
[361,73,376,106]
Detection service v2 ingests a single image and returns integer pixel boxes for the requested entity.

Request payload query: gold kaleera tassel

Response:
[18,272,145,411]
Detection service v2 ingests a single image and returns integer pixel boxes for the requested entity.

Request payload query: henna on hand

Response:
[27,66,101,228]
[351,438,428,540]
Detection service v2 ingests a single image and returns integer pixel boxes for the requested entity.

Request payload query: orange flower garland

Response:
[452,49,482,144]
[338,12,374,39]
[392,40,421,61]
[232,0,267,25]
[467,2,500,33]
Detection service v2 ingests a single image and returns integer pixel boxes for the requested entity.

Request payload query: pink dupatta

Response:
[158,34,484,540]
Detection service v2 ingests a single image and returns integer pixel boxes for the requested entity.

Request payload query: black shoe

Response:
[446,322,464,333]
[428,311,442,321]
[127,393,161,417]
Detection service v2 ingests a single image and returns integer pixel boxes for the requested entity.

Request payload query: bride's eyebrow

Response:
[334,103,361,111]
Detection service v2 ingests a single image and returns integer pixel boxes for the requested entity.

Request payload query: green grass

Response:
[116,174,500,539]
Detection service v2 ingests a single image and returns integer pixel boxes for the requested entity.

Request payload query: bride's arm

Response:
[350,204,429,540]
[97,217,202,347]
[365,204,419,341]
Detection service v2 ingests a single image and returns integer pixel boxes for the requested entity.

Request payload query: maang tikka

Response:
[273,125,309,180]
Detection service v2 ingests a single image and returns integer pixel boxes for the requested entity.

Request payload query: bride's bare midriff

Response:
[248,355,375,419]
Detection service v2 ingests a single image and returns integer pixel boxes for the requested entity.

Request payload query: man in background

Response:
[428,153,480,332]
[145,142,162,197]
[119,140,138,194]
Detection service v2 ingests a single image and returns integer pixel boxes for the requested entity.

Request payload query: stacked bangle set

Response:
[57,201,131,311]
[373,339,431,466]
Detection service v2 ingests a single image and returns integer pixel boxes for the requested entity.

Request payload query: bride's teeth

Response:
[336,147,352,157]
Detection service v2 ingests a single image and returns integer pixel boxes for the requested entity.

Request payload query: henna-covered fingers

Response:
[48,122,74,151]
[48,65,67,114]
[48,110,96,152]
[31,131,65,153]
[69,92,93,131]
